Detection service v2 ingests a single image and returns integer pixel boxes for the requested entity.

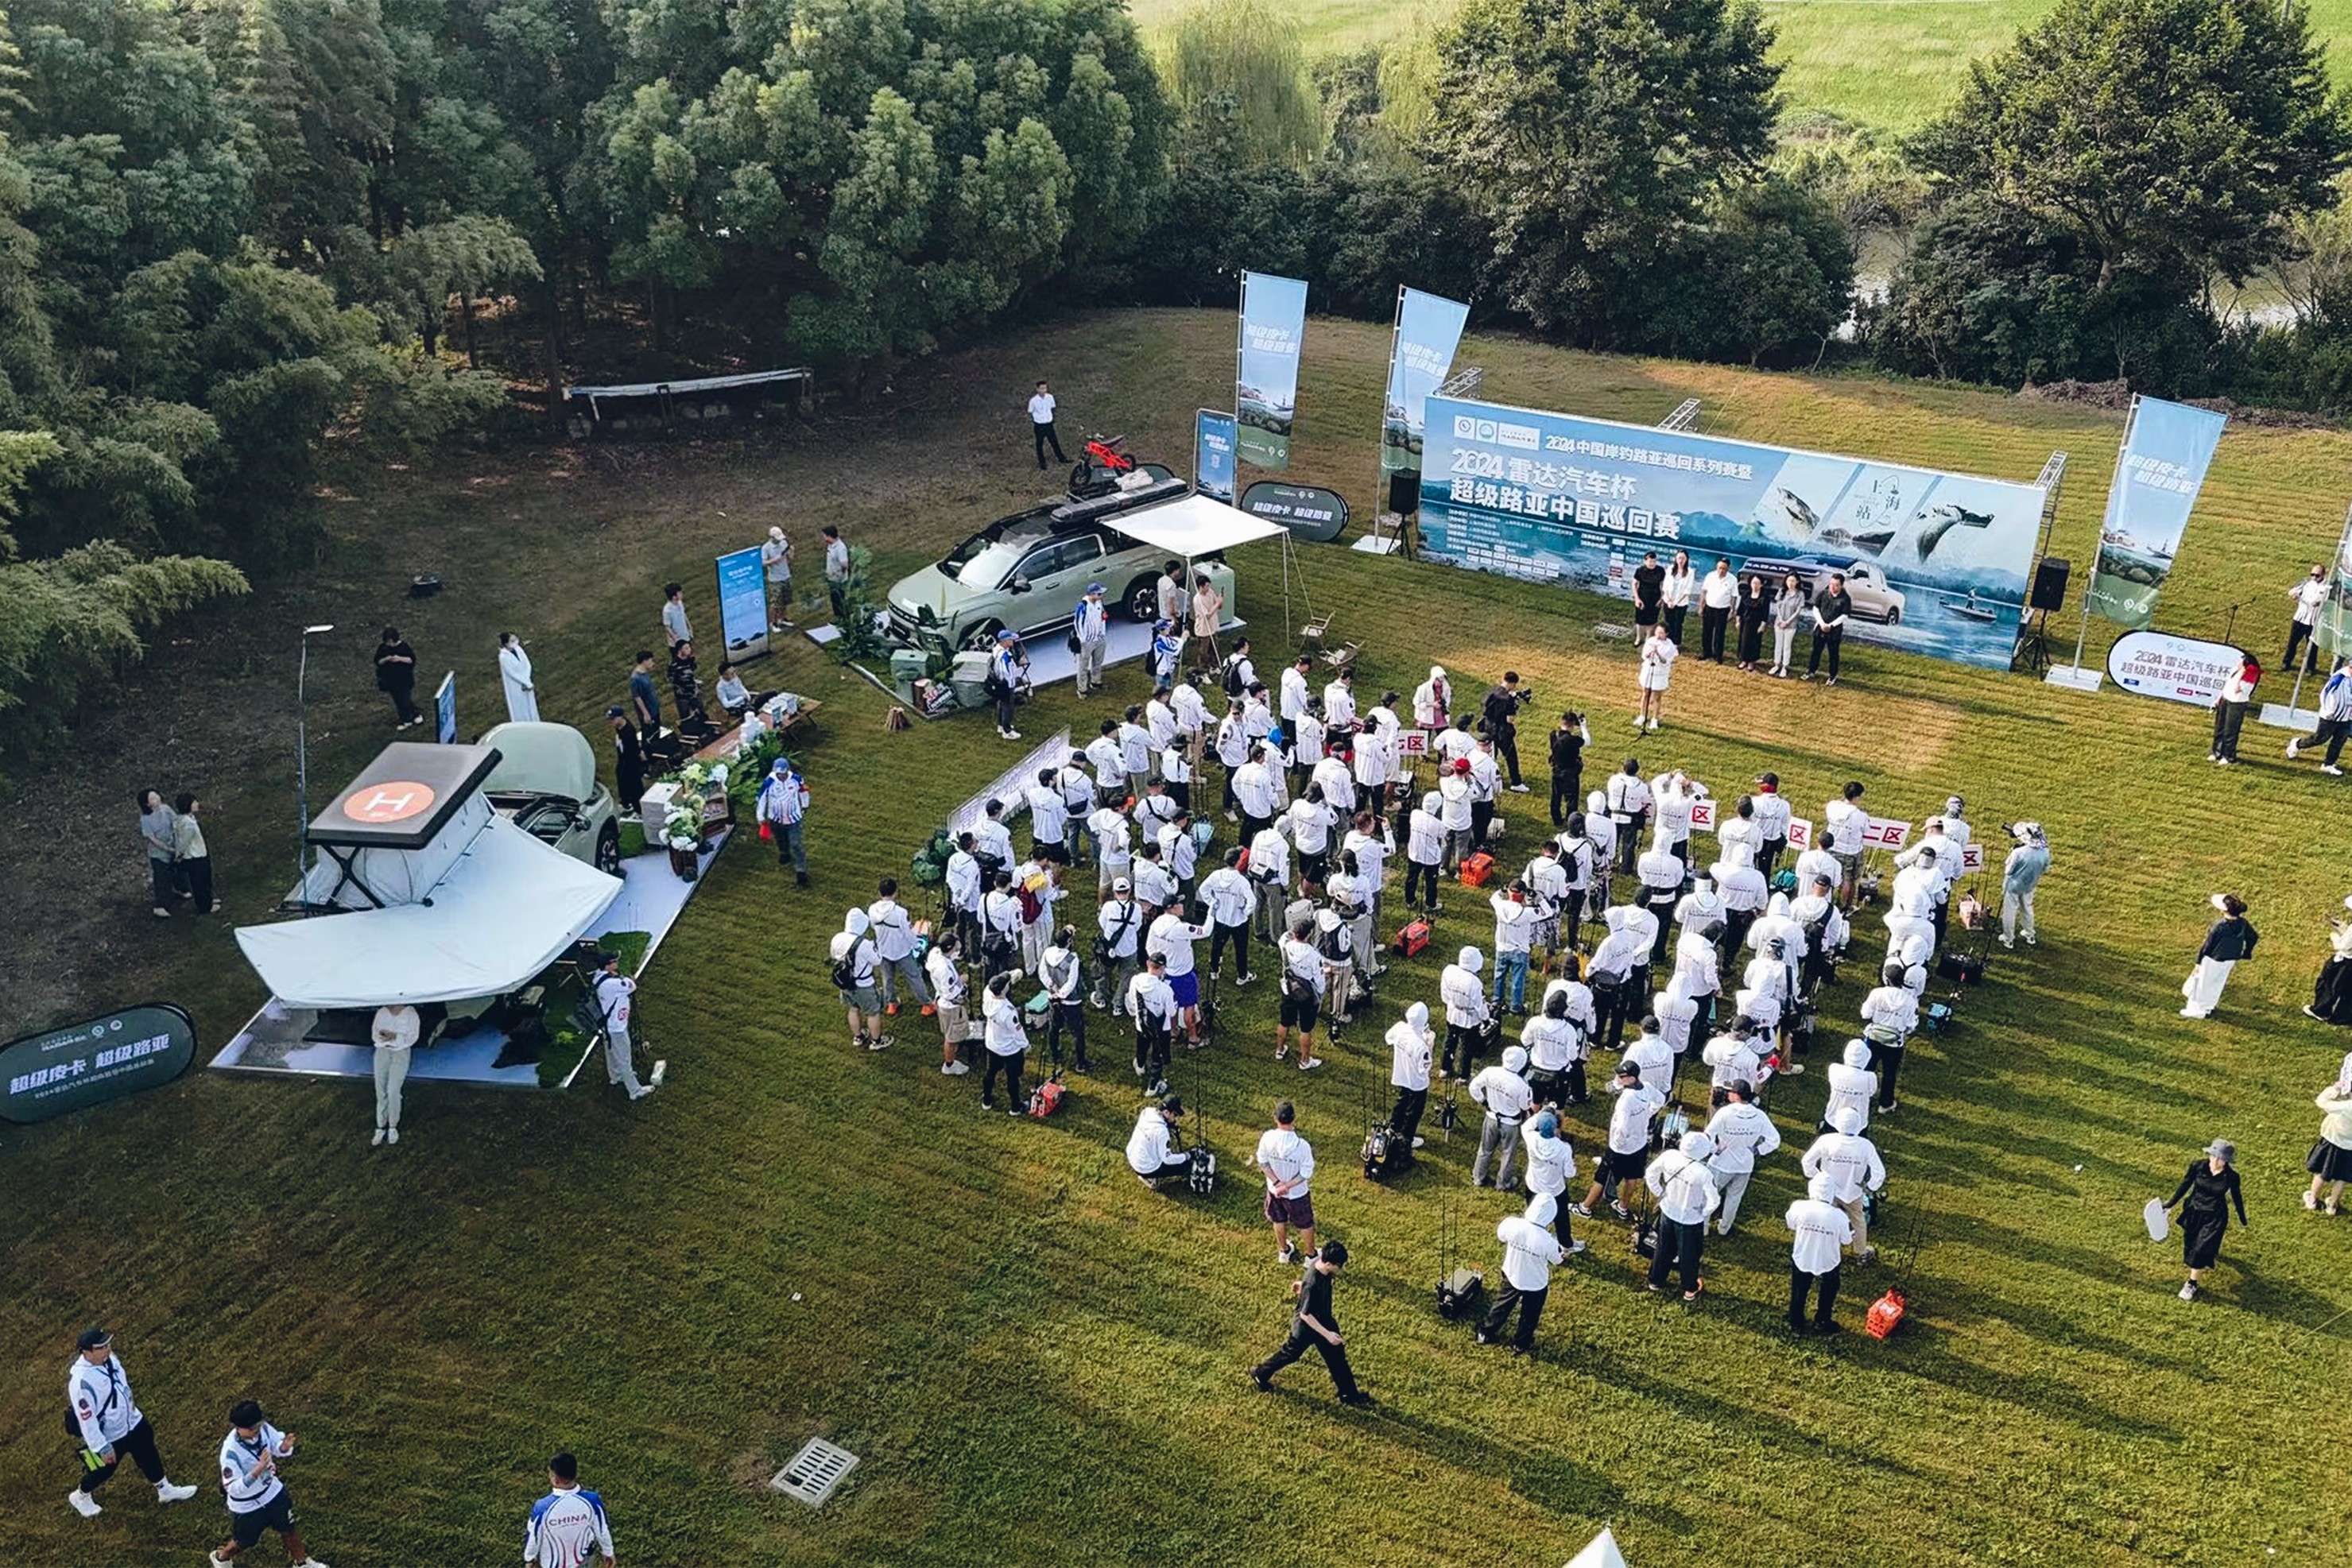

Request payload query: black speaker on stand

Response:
[2014,557,2067,674]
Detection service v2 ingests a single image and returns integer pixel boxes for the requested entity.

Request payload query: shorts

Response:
[1299,850,1329,883]
[1280,989,1321,1030]
[1035,839,1071,865]
[1598,1147,1647,1185]
[231,1493,296,1548]
[840,984,881,1012]
[1169,971,1199,1008]
[1835,849,1863,880]
[1265,1190,1317,1229]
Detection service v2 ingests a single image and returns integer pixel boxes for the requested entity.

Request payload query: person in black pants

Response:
[1699,558,1737,663]
[1803,576,1852,684]
[1250,1241,1370,1406]
[1481,673,1530,791]
[1028,380,1067,470]
[2208,651,2260,765]
[607,707,645,811]
[374,626,423,729]
[1548,710,1588,827]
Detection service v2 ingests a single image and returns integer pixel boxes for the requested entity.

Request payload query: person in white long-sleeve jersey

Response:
[525,1452,615,1568]
[65,1326,200,1518]
[498,633,539,722]
[1785,1171,1855,1334]
[209,1399,327,1568]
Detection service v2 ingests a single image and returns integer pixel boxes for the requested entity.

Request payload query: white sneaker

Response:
[386,1128,399,1144]
[68,1489,100,1518]
[2024,932,2036,946]
[1411,1136,1426,1148]
[211,1552,233,1568]
[2287,738,2301,759]
[1996,935,2013,950]
[1297,1056,1324,1071]
[2326,765,2345,776]
[1004,729,1024,741]
[630,1083,657,1099]
[157,1480,197,1503]
[370,1127,386,1146]
[296,1557,330,1567]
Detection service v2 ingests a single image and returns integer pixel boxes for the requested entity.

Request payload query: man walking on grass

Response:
[1250,1241,1370,1406]
[65,1326,200,1520]
[208,1400,327,1568]
[526,1452,615,1568]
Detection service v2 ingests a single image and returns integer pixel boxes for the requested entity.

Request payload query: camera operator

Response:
[1480,672,1532,793]
[1126,1097,1197,1187]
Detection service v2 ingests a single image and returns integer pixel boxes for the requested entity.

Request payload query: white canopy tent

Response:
[235,812,622,1009]
[1110,491,1311,641]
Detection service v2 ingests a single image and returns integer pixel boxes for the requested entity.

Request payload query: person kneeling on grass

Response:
[1126,1098,1199,1187]
[210,1400,327,1568]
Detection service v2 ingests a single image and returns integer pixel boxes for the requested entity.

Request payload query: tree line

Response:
[0,0,2346,757]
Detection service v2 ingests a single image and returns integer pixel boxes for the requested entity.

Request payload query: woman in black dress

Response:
[2306,896,2352,1025]
[1734,572,1769,672]
[374,625,423,729]
[2164,1139,2246,1301]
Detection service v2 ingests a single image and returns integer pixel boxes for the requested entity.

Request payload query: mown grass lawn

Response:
[5,309,2351,1566]
[1133,0,2352,134]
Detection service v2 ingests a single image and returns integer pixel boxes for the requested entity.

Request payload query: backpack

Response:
[1222,655,1247,698]
[829,952,858,989]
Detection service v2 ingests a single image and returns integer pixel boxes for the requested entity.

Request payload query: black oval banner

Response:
[1,1002,197,1124]
[1239,482,1349,544]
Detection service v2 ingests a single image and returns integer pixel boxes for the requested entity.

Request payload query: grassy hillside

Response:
[1133,0,2352,133]
[5,310,2352,1566]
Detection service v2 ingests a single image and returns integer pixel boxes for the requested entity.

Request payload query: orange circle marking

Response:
[343,780,438,823]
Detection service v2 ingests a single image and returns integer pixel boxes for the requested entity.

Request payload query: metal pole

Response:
[295,632,311,893]
[2071,396,2140,675]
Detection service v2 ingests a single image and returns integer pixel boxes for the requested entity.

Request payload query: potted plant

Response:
[662,793,704,880]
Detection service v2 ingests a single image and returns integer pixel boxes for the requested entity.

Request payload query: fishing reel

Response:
[1187,1149,1219,1195]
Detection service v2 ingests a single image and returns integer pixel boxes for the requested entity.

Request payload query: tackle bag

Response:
[1393,920,1432,958]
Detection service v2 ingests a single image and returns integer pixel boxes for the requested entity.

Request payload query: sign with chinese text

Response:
[715,544,772,663]
[2,1004,197,1124]
[1237,272,1307,469]
[1420,397,2047,672]
[2087,397,2226,629]
[1195,410,1238,503]
[1381,288,1470,488]
[1239,482,1347,544]
[2106,629,2242,707]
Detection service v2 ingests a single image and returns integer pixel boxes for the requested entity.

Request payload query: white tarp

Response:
[236,814,622,1008]
[1110,492,1288,557]
[1565,1528,1629,1568]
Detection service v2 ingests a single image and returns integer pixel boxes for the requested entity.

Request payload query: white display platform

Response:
[2044,666,2103,692]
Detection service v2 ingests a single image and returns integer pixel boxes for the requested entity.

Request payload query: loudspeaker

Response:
[2028,556,2070,613]
[1387,471,1420,517]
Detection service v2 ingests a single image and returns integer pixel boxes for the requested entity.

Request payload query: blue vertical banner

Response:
[434,672,458,744]
[1236,271,1308,470]
[2087,395,2227,629]
[715,545,772,661]
[1420,395,2049,672]
[1381,288,1471,488]
[1195,409,1238,503]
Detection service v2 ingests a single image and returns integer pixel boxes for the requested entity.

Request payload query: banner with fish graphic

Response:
[2084,395,2226,629]
[1419,396,2048,672]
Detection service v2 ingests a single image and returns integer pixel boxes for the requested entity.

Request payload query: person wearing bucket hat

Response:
[1071,582,1110,695]
[2305,895,2352,1024]
[1469,1043,1535,1188]
[1645,1129,1723,1300]
[65,1326,200,1517]
[2164,1139,2247,1299]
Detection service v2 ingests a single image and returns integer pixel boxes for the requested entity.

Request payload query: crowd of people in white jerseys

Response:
[847,641,2072,1339]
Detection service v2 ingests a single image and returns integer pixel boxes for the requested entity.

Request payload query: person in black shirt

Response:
[1249,1240,1370,1405]
[1734,572,1769,671]
[1803,575,1854,684]
[1548,710,1590,827]
[2163,1140,2247,1301]
[608,706,647,811]
[1630,552,1664,629]
[374,626,424,730]
[668,639,710,731]
[629,649,662,733]
[1481,672,1530,792]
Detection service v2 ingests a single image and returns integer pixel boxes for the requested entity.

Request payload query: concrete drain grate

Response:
[771,1438,858,1507]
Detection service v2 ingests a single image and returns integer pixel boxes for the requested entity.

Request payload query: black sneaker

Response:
[1338,1392,1374,1408]
[1250,1372,1273,1392]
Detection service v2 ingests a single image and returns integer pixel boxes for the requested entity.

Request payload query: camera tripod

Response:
[2012,610,2052,676]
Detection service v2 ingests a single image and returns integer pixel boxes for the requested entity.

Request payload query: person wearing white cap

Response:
[830,912,885,1055]
[1802,1105,1885,1262]
[2181,892,2258,1020]
[1785,1170,1856,1333]
[1072,582,1110,695]
[65,1326,200,1517]
[1468,1044,1536,1188]
[1703,1079,1780,1233]
[761,524,795,630]
[989,629,1025,740]
[1821,1040,1878,1132]
[1860,962,1919,1110]
[1440,946,1493,1079]
[1388,1001,1435,1149]
[1094,878,1145,1016]
[1477,1193,1567,1353]
[1579,1060,1665,1219]
[1645,1130,1722,1299]
[1999,822,2051,950]
[1412,664,1451,736]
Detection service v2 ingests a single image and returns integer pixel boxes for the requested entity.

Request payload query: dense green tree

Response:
[1912,0,2351,295]
[1164,0,1320,168]
[1424,0,1780,344]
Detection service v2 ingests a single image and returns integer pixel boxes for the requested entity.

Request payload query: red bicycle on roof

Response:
[1069,432,1135,498]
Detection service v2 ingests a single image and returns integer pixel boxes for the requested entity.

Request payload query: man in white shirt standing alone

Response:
[369,1001,418,1147]
[2285,563,2330,674]
[1254,1100,1318,1263]
[525,1451,615,1568]
[209,1399,327,1568]
[1028,379,1067,470]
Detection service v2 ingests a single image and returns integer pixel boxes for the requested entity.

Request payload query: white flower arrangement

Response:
[661,797,704,852]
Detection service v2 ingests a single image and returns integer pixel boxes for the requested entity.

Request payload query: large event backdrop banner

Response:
[2319,503,2352,658]
[1380,287,1471,488]
[1419,396,2048,672]
[2086,394,2229,629]
[1236,270,1308,470]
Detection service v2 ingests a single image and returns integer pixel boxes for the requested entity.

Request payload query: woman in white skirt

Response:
[1635,623,1677,732]
[2181,892,2257,1020]
[2306,1060,2352,1214]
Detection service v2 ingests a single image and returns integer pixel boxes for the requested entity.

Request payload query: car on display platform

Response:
[884,472,1239,656]
[1737,555,1909,625]
[480,720,624,877]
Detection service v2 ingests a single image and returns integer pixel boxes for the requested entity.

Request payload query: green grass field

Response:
[1133,0,2352,133]
[6,309,2352,1566]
